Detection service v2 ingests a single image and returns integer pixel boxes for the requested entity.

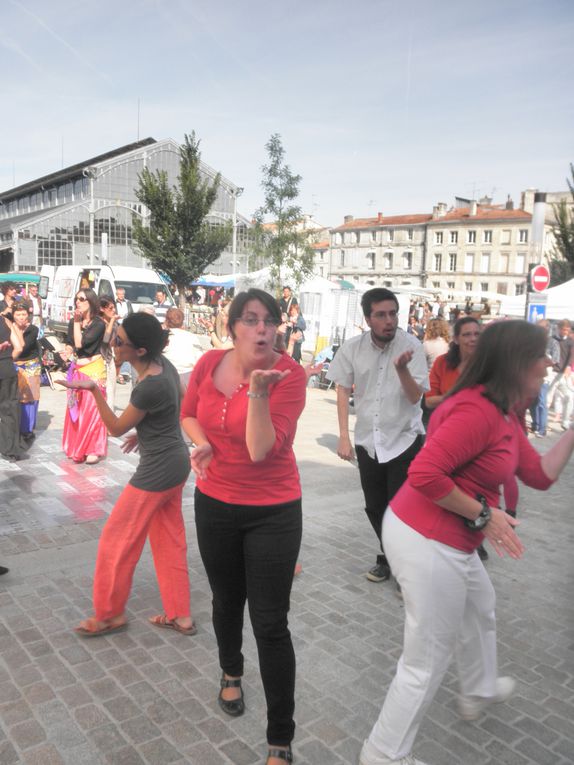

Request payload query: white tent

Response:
[499,278,574,320]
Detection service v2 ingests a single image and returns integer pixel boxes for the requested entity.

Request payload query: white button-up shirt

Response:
[326,328,429,463]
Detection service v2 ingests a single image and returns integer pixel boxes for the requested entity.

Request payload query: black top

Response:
[279,295,298,314]
[18,324,40,362]
[0,318,16,380]
[66,316,106,358]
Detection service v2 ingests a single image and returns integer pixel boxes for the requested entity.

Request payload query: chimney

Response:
[432,205,439,219]
[437,202,447,217]
[505,194,514,210]
[377,212,383,223]
[470,200,477,216]
[344,215,354,224]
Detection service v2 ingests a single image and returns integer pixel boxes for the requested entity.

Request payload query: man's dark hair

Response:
[361,288,399,318]
[1,281,17,296]
[228,288,281,340]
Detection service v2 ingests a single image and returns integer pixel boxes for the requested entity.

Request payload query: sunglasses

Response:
[75,296,88,302]
[113,336,135,348]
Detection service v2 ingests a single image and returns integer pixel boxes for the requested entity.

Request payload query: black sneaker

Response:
[365,554,391,582]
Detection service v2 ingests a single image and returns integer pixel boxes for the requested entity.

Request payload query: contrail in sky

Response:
[9,0,114,85]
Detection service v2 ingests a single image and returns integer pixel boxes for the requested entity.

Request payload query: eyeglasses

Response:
[113,336,135,348]
[238,316,280,328]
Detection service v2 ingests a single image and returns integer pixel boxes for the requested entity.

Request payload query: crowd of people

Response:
[1,280,574,765]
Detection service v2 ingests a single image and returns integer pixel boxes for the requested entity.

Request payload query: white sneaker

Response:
[457,676,516,721]
[359,740,429,765]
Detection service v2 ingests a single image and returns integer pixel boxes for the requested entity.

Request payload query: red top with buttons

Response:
[181,349,307,505]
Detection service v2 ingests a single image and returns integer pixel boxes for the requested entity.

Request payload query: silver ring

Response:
[497,539,502,543]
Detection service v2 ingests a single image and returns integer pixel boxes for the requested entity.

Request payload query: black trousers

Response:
[194,488,302,746]
[0,376,25,458]
[356,436,423,551]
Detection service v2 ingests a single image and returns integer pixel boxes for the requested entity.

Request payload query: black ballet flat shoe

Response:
[267,745,293,763]
[218,674,245,717]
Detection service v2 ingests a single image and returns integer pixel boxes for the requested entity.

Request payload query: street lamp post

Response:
[231,186,244,285]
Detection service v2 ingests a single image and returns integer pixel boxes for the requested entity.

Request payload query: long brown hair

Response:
[447,320,547,413]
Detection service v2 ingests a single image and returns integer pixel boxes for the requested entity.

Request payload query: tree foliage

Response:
[132,133,231,306]
[252,134,314,292]
[549,162,574,285]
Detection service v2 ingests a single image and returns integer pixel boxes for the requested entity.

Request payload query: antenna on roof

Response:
[137,98,140,141]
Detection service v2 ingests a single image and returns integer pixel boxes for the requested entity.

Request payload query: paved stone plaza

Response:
[0,383,573,765]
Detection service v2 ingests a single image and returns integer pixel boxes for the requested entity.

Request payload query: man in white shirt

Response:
[114,287,132,323]
[162,307,204,389]
[27,283,43,327]
[326,288,429,584]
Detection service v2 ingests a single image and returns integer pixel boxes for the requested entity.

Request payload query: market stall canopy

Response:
[191,273,235,289]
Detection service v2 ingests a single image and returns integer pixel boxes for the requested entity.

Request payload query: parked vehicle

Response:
[41,265,174,338]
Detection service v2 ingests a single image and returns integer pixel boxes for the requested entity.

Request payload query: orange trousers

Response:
[93,481,190,622]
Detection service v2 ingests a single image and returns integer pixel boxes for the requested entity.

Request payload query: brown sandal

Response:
[75,617,128,638]
[148,614,198,636]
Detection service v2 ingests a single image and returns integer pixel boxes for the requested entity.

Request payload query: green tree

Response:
[549,163,574,285]
[132,133,232,308]
[252,134,314,292]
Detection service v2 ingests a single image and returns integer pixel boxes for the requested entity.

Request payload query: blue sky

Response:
[1,0,573,227]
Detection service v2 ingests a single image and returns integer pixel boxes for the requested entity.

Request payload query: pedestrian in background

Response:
[62,288,107,465]
[11,301,41,442]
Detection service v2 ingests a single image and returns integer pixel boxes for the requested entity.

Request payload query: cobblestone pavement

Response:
[0,384,573,765]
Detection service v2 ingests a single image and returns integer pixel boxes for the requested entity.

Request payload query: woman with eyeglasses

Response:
[181,288,307,765]
[58,312,194,637]
[62,288,107,464]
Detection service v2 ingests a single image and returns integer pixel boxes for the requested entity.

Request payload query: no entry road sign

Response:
[530,264,550,292]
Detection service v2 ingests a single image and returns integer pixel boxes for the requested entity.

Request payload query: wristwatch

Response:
[464,494,491,531]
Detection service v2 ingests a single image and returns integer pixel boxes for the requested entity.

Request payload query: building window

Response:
[450,231,458,244]
[387,230,394,243]
[501,229,511,245]
[500,253,509,273]
[480,282,489,292]
[516,253,525,273]
[403,252,412,270]
[384,252,393,269]
[448,253,457,272]
[519,229,528,243]
[383,280,393,288]
[371,231,377,243]
[340,250,345,267]
[447,281,455,289]
[515,283,525,296]
[467,230,476,244]
[480,253,490,273]
[483,230,492,244]
[407,229,413,241]
[464,253,474,272]
[497,283,508,295]
[432,281,440,289]
[435,231,443,245]
[465,282,473,292]
[366,252,375,270]
[433,253,442,271]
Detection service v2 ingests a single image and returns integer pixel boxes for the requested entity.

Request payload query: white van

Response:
[42,265,174,338]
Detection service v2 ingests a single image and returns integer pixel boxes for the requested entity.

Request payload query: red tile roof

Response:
[429,207,531,223]
[332,213,431,231]
[312,240,330,249]
[331,206,531,231]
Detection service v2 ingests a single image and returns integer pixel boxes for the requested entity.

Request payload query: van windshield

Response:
[114,281,174,305]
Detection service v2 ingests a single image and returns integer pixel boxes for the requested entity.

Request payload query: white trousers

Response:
[365,508,498,760]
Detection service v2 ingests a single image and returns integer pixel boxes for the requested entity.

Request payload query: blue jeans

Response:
[529,382,549,435]
[194,489,302,746]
